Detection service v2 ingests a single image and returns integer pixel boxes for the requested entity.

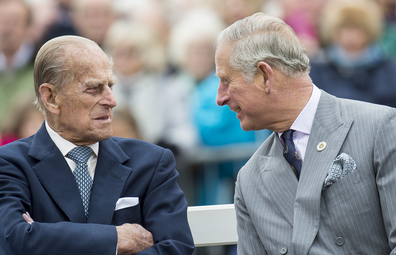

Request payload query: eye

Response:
[86,85,101,94]
[221,78,230,86]
[87,87,98,92]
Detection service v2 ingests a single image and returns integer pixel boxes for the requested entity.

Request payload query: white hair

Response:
[216,12,310,82]
[168,7,225,68]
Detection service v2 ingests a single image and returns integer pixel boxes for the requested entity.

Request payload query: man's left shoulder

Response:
[339,97,396,119]
[106,137,170,156]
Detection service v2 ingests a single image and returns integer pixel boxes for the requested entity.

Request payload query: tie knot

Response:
[67,146,93,164]
[282,130,295,141]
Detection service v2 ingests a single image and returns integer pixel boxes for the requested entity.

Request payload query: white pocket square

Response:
[115,197,139,211]
[323,153,357,190]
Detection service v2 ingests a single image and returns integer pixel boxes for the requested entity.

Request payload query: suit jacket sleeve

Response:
[235,170,268,255]
[0,156,118,255]
[374,109,396,254]
[135,148,194,254]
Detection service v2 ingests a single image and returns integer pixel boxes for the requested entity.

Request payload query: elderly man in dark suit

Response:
[215,12,396,254]
[0,35,194,255]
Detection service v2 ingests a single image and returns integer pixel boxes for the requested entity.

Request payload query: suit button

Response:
[280,246,288,254]
[335,237,344,246]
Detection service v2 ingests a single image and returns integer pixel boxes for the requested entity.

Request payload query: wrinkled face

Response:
[215,43,268,131]
[54,46,117,145]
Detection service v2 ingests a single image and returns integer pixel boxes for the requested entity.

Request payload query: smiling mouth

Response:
[233,108,241,113]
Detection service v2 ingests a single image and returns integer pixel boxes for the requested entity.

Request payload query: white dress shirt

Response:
[278,84,321,162]
[45,121,99,179]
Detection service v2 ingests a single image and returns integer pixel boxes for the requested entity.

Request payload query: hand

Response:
[22,212,34,224]
[116,223,154,255]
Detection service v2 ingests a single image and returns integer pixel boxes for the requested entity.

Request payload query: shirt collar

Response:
[290,84,321,135]
[45,121,99,157]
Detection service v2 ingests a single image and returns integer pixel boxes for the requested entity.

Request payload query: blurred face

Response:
[112,44,143,76]
[73,0,114,45]
[223,0,257,25]
[215,43,269,131]
[0,0,29,55]
[334,26,370,53]
[19,109,44,138]
[53,45,117,145]
[185,38,215,81]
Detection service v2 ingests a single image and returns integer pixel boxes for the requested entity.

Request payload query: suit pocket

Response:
[323,169,361,202]
[112,204,142,226]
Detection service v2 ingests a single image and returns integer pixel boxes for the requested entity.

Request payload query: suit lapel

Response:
[259,133,298,227]
[292,92,353,254]
[29,123,87,223]
[87,138,132,224]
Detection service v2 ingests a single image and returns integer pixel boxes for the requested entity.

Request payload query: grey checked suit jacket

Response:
[235,91,396,255]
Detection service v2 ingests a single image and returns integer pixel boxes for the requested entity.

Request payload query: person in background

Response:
[71,0,115,48]
[0,0,36,129]
[0,35,194,255]
[1,95,44,145]
[309,0,396,107]
[25,0,58,50]
[215,12,396,254]
[103,20,197,156]
[376,0,396,58]
[37,0,77,44]
[170,10,269,255]
[111,107,141,140]
[281,0,330,58]
[207,0,264,26]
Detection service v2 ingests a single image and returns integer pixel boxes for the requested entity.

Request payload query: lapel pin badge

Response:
[317,141,327,152]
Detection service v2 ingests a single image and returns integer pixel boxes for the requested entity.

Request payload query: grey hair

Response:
[34,35,112,114]
[215,12,310,82]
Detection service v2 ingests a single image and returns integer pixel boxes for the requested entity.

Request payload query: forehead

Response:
[215,43,234,76]
[65,44,114,81]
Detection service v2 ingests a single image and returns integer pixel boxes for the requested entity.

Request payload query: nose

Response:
[216,81,229,106]
[101,85,117,108]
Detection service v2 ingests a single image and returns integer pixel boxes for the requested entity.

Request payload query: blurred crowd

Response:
[1,0,396,241]
[1,0,396,254]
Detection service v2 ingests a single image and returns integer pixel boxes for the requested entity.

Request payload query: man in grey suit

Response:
[215,12,396,254]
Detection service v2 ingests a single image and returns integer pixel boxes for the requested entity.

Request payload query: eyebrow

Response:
[215,73,225,79]
[216,74,230,83]
[85,78,117,88]
[86,81,102,88]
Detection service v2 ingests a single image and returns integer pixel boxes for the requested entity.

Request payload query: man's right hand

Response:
[116,223,154,255]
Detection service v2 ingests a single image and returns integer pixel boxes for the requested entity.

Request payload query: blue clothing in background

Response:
[310,45,396,108]
[190,72,271,205]
[192,72,268,146]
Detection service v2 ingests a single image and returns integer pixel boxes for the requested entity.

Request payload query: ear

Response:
[39,83,60,115]
[257,62,274,93]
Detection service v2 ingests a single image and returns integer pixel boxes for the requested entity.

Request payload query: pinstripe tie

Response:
[67,146,93,218]
[282,130,302,179]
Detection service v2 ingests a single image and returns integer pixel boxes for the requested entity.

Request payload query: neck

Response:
[272,73,313,133]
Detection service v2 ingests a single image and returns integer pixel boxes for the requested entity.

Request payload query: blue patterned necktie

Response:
[67,146,93,218]
[282,130,302,179]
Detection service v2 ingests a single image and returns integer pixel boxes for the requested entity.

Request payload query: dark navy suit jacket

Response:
[0,123,194,255]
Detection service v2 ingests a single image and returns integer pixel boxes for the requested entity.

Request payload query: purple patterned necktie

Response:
[282,130,302,179]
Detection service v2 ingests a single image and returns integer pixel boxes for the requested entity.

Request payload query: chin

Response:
[240,122,252,132]
[93,129,113,142]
